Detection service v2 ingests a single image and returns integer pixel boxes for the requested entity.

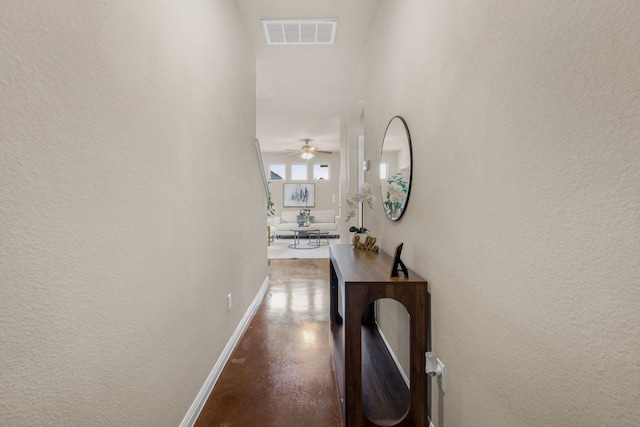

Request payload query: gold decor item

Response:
[352,234,379,253]
[346,183,378,252]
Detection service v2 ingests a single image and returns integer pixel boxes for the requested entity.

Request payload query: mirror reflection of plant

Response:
[383,174,408,217]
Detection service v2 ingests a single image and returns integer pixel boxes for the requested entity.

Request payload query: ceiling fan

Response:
[287,139,332,159]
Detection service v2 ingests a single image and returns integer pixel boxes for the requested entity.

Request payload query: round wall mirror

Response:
[380,116,413,221]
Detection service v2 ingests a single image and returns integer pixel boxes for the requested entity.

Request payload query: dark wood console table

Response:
[329,244,429,426]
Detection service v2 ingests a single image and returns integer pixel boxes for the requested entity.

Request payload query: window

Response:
[313,164,330,180]
[291,164,308,181]
[379,163,389,180]
[269,164,286,180]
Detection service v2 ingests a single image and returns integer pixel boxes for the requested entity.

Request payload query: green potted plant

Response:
[266,180,275,217]
[267,193,275,216]
[349,225,368,234]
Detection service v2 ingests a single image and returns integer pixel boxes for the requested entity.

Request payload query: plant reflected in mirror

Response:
[380,116,412,221]
[383,173,409,219]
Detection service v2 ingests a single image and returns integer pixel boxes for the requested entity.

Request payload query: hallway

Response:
[3,2,637,426]
[195,259,342,426]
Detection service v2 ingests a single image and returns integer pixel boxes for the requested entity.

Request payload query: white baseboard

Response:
[179,275,271,427]
[375,321,410,388]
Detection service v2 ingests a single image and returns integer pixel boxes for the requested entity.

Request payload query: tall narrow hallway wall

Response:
[341,1,640,426]
[0,1,267,425]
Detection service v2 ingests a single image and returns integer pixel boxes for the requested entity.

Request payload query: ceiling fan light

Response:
[301,152,314,160]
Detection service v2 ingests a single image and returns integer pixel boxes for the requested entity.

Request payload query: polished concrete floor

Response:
[195,259,343,427]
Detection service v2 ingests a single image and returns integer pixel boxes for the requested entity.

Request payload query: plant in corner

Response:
[267,195,275,216]
[266,182,275,216]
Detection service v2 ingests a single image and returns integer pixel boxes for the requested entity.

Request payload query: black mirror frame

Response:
[380,116,413,222]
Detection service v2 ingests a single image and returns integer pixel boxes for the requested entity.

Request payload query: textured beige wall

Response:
[0,1,267,426]
[342,1,640,426]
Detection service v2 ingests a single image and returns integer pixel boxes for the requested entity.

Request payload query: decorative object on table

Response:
[299,209,312,227]
[346,183,377,248]
[283,183,315,207]
[390,243,409,278]
[380,116,413,221]
[350,228,369,248]
[345,183,375,222]
[352,234,379,253]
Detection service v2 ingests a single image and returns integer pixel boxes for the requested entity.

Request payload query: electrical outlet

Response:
[227,293,232,311]
[436,358,446,393]
[425,352,446,393]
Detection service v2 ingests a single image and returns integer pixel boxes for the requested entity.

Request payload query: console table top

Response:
[329,243,426,284]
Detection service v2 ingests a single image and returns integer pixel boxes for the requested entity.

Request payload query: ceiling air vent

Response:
[261,19,338,45]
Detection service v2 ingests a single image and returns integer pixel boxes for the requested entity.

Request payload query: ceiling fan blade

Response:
[285,141,332,156]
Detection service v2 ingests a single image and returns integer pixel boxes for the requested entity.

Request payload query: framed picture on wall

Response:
[283,183,315,207]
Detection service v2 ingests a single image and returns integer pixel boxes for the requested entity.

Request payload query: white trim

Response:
[179,276,271,427]
[375,321,410,388]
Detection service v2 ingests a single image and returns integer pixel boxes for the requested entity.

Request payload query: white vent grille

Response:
[261,19,337,45]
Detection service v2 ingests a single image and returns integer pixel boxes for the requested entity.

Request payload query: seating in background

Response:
[274,210,339,238]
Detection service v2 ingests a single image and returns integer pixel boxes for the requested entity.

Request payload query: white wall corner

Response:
[375,321,410,387]
[179,275,271,427]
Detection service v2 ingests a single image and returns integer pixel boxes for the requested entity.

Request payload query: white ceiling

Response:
[233,0,381,153]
